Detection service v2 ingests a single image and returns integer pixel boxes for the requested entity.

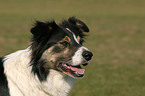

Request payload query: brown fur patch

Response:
[77,36,81,43]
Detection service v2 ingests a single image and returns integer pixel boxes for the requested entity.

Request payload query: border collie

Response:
[0,17,93,96]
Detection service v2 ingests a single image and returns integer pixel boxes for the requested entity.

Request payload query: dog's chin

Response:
[56,62,88,79]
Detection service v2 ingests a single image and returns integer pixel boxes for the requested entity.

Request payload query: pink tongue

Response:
[70,66,85,75]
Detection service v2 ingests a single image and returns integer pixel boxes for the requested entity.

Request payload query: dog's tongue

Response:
[70,66,85,75]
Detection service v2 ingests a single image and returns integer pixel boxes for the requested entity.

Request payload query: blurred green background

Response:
[0,0,145,96]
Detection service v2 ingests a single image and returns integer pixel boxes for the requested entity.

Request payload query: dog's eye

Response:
[60,41,69,46]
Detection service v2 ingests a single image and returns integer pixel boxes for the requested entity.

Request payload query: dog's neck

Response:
[41,69,75,96]
[4,48,75,96]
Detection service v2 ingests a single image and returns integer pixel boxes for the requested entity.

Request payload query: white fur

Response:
[72,46,89,66]
[4,47,74,96]
[66,28,79,44]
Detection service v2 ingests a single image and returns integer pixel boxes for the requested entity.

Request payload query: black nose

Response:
[82,51,93,61]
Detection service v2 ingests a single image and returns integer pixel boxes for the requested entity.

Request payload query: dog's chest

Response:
[41,70,75,96]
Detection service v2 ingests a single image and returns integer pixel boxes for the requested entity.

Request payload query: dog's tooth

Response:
[67,66,70,69]
[65,64,68,67]
[74,71,78,75]
[63,64,68,68]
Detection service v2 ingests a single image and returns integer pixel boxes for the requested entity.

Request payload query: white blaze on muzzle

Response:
[71,46,90,66]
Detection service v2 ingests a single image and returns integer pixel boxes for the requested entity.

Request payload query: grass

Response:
[0,0,145,96]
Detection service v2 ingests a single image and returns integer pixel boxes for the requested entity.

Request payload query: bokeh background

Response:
[0,0,145,96]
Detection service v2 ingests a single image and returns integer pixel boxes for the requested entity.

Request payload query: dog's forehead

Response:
[63,28,80,44]
[49,26,80,45]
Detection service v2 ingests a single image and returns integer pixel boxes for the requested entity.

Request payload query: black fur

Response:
[30,21,66,81]
[0,57,10,96]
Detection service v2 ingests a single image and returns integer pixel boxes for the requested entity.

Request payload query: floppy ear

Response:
[30,20,58,36]
[68,17,89,32]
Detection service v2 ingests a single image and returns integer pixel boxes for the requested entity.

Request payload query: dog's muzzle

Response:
[56,46,93,79]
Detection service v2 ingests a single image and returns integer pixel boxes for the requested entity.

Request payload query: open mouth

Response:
[56,62,88,78]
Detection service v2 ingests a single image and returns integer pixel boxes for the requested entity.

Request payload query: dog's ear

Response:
[68,17,89,32]
[31,20,58,36]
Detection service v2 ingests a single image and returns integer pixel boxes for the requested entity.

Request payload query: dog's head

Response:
[30,17,93,81]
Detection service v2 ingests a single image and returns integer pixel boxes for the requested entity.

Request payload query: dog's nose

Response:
[82,51,93,61]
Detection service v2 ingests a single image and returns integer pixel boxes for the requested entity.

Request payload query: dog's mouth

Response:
[56,62,88,78]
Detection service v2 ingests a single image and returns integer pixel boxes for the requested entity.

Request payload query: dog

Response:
[0,17,93,96]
